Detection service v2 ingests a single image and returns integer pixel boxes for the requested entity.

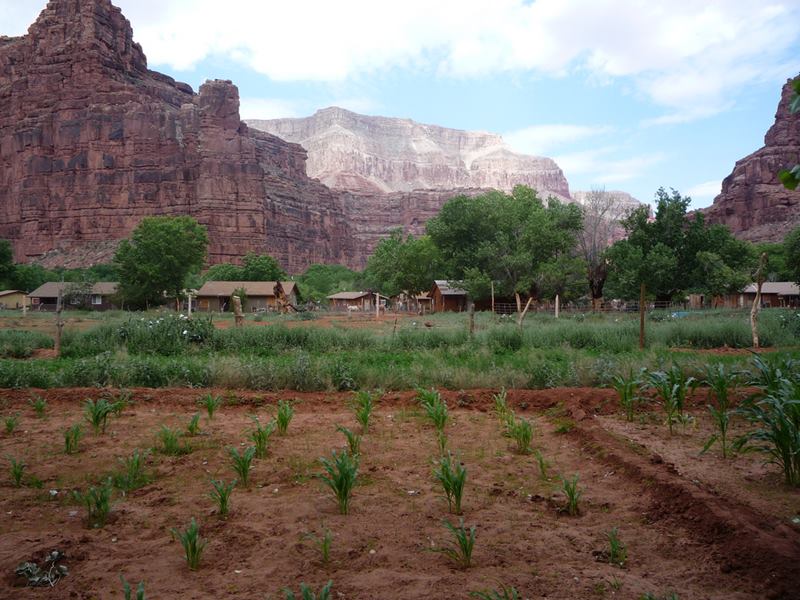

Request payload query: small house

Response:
[327,291,385,312]
[28,282,119,311]
[431,280,468,312]
[0,290,27,310]
[195,281,298,312]
[741,282,800,308]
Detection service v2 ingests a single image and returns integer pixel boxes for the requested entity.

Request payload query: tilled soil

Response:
[0,388,798,600]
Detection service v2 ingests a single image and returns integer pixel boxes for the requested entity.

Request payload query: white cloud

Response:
[687,180,722,199]
[4,0,799,122]
[239,98,300,120]
[504,124,613,155]
[555,147,665,184]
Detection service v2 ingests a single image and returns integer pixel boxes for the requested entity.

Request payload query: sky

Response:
[2,0,800,209]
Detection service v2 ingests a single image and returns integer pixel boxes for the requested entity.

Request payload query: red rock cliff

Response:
[0,0,358,271]
[703,77,800,242]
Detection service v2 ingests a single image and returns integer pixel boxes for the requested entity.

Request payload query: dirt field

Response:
[1,388,798,599]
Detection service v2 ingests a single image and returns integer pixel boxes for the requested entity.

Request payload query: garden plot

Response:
[0,387,798,600]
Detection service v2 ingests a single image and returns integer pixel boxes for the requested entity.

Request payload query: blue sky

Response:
[3,0,800,208]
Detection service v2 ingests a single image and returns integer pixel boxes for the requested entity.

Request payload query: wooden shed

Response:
[431,280,468,312]
[195,281,298,312]
[327,291,385,312]
[28,282,118,311]
[0,290,27,310]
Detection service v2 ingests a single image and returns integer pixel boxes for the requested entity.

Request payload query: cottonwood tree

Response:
[785,226,800,286]
[364,230,443,297]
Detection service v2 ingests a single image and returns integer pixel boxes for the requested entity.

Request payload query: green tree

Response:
[0,240,14,286]
[779,77,800,190]
[364,231,443,296]
[240,253,286,281]
[204,263,244,281]
[114,216,208,309]
[297,264,361,302]
[785,226,800,286]
[754,242,792,281]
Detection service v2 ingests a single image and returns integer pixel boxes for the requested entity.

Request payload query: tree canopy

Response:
[785,226,800,287]
[298,264,362,302]
[204,252,287,283]
[114,216,208,308]
[363,230,443,297]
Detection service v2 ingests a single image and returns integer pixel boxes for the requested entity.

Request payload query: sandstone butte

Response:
[703,76,800,242]
[0,0,572,272]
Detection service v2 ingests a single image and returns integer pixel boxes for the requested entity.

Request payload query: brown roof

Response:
[0,290,24,297]
[433,280,467,296]
[28,282,118,298]
[743,282,800,296]
[327,291,371,300]
[196,281,296,297]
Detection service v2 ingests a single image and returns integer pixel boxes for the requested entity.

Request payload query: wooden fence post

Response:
[232,295,244,327]
[751,252,767,349]
[469,303,475,337]
[555,294,560,319]
[54,287,64,358]
[638,283,646,350]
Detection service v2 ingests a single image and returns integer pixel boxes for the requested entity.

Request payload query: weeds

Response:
[352,390,377,432]
[433,453,467,514]
[4,413,19,434]
[121,575,146,600]
[209,479,236,517]
[509,416,533,454]
[186,413,201,436]
[701,364,736,458]
[432,519,476,568]
[336,425,361,457]
[318,450,358,515]
[199,393,222,420]
[84,398,113,434]
[64,424,82,454]
[30,395,47,418]
[9,456,25,487]
[74,479,113,527]
[250,417,277,458]
[114,449,150,492]
[229,446,256,487]
[607,527,627,566]
[171,518,206,570]
[561,474,582,516]
[276,400,294,435]
[612,370,642,421]
[470,585,520,600]
[283,581,333,600]
[492,388,510,420]
[158,426,190,456]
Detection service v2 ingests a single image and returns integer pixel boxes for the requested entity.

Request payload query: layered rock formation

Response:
[247,108,571,200]
[704,77,800,242]
[0,0,357,271]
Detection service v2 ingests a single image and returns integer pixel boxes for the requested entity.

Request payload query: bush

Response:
[0,330,53,358]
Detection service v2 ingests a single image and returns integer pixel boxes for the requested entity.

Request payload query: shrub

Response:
[84,398,113,434]
[283,581,333,600]
[9,456,25,487]
[30,395,47,418]
[561,474,582,516]
[121,575,146,600]
[433,453,467,514]
[171,518,207,570]
[330,360,356,392]
[276,400,294,435]
[701,364,736,458]
[352,390,377,433]
[119,314,214,356]
[4,413,19,434]
[74,479,113,527]
[336,425,361,457]
[0,330,53,358]
[186,413,201,437]
[318,450,358,514]
[433,519,476,569]
[250,417,277,458]
[64,424,82,454]
[509,417,533,454]
[199,394,222,420]
[209,479,236,517]
[229,446,256,487]
[470,585,520,600]
[607,527,627,566]
[114,449,150,492]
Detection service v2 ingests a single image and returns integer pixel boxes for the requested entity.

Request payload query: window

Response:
[91,294,102,305]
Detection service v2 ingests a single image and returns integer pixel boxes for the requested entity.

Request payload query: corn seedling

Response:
[121,575,146,600]
[352,390,377,433]
[171,517,206,570]
[109,389,133,416]
[509,416,533,454]
[249,417,277,458]
[561,474,582,516]
[9,456,26,487]
[470,585,520,600]
[5,413,20,434]
[229,446,256,487]
[701,364,735,458]
[64,424,82,454]
[432,519,476,569]
[534,450,550,479]
[276,400,294,435]
[492,388,510,421]
[199,393,222,420]
[30,395,47,418]
[209,478,236,517]
[436,429,448,455]
[306,527,333,564]
[186,413,201,436]
[607,527,627,566]
[84,398,113,434]
[418,388,448,432]
[318,450,358,514]
[336,425,361,457]
[158,426,190,456]
[73,479,113,527]
[114,449,150,492]
[283,581,333,600]
[612,371,642,422]
[647,367,697,435]
[433,453,467,514]
[640,594,679,600]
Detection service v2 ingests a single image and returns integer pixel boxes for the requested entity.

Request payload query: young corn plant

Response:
[433,453,467,514]
[276,400,294,435]
[209,479,236,517]
[436,429,448,456]
[701,364,736,458]
[492,388,510,422]
[352,390,377,433]
[64,424,82,454]
[121,575,146,600]
[30,395,47,418]
[109,389,133,417]
[4,413,19,434]
[283,581,333,600]
[336,425,361,457]
[249,417,277,458]
[611,371,641,422]
[74,479,113,527]
[561,474,582,516]
[306,527,333,564]
[318,450,358,515]
[157,426,190,456]
[171,518,207,571]
[9,456,26,487]
[199,393,222,420]
[229,446,256,487]
[114,449,150,492]
[418,388,448,432]
[509,416,533,454]
[432,519,476,569]
[470,585,520,600]
[647,367,697,435]
[534,450,550,480]
[186,413,201,437]
[84,398,113,434]
[607,527,627,566]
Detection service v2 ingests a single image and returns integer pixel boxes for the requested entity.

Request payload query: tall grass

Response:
[0,330,53,358]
